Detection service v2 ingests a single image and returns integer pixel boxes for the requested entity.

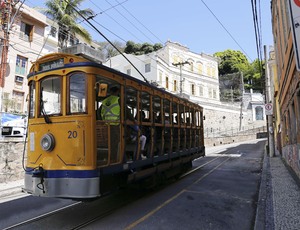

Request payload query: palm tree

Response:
[44,0,94,48]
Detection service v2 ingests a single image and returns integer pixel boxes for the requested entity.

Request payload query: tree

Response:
[214,49,251,75]
[243,59,265,92]
[95,41,125,60]
[43,0,94,48]
[215,49,266,101]
[124,41,163,55]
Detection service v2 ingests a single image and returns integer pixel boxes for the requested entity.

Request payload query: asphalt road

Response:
[1,139,266,230]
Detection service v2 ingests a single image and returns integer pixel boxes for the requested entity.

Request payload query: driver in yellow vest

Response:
[101,86,120,162]
[101,86,120,124]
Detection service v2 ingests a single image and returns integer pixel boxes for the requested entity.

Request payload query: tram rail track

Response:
[3,155,231,230]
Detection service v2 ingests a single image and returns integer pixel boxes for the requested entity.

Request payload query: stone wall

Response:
[204,134,258,147]
[0,140,26,183]
[0,133,264,183]
[203,102,266,138]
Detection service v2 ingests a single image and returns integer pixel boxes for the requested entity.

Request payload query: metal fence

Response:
[204,125,267,138]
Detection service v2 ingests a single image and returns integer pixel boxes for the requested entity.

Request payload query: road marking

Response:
[125,157,230,230]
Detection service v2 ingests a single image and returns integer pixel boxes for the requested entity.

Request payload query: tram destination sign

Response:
[39,58,64,72]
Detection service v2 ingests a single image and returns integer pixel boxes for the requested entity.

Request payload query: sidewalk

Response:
[255,151,300,230]
[0,179,25,203]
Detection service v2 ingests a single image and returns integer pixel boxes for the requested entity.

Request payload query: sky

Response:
[25,0,273,62]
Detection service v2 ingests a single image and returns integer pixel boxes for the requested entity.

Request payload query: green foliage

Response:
[43,0,94,48]
[95,41,125,60]
[124,41,163,55]
[214,49,250,75]
[243,59,265,92]
[214,49,264,93]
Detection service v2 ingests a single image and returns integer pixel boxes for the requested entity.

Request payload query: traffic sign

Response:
[265,103,273,115]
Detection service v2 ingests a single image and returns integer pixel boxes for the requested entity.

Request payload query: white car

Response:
[1,114,27,137]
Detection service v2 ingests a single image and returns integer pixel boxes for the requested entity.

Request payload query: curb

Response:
[254,151,268,230]
[0,186,24,198]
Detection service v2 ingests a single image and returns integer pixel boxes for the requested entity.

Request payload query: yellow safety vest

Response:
[101,95,120,125]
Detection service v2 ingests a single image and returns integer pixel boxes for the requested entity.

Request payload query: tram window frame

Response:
[195,111,200,127]
[28,81,35,118]
[67,72,87,114]
[186,106,191,127]
[140,91,151,123]
[179,104,185,125]
[39,76,62,116]
[190,107,195,127]
[163,98,171,125]
[153,96,162,124]
[125,86,138,121]
[95,75,121,120]
[172,101,179,125]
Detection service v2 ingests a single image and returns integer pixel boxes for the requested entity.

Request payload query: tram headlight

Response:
[40,133,55,152]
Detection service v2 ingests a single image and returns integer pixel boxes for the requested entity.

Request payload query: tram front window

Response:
[29,81,35,118]
[69,73,86,113]
[40,77,61,115]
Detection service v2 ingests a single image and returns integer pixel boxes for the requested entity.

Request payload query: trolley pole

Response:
[172,61,190,97]
[264,45,275,157]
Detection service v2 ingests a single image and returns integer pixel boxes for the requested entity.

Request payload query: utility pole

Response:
[264,45,275,157]
[239,72,244,131]
[0,0,12,88]
[172,61,190,97]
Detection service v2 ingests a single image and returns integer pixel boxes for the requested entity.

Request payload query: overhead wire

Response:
[24,0,162,83]
[251,0,264,85]
[104,0,156,44]
[22,0,245,96]
[114,0,164,44]
[83,0,145,43]
[67,1,150,84]
[200,0,253,62]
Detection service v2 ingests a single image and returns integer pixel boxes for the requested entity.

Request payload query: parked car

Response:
[1,113,27,137]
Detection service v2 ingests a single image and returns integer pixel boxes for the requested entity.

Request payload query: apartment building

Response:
[105,41,220,105]
[0,3,99,115]
[271,0,300,178]
[0,3,49,114]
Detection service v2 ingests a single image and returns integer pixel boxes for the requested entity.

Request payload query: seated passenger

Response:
[128,123,147,159]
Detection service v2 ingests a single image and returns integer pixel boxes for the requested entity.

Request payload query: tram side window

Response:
[125,87,138,120]
[69,73,86,114]
[185,107,192,126]
[40,77,61,115]
[153,96,162,123]
[179,104,185,124]
[195,111,201,127]
[29,81,35,118]
[164,99,171,125]
[140,91,150,122]
[172,102,178,124]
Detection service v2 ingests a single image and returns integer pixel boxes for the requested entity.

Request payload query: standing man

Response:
[101,86,120,162]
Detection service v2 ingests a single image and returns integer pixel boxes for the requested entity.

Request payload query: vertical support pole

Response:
[264,45,275,157]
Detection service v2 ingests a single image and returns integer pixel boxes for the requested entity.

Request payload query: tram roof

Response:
[27,52,203,109]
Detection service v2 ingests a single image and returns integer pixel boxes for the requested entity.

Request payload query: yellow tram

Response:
[24,52,205,199]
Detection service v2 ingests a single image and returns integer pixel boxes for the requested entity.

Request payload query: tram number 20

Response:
[68,130,78,139]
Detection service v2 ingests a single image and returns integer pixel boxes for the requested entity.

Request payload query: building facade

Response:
[271,0,300,178]
[0,3,49,114]
[0,3,100,115]
[106,41,220,105]
[105,41,266,136]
